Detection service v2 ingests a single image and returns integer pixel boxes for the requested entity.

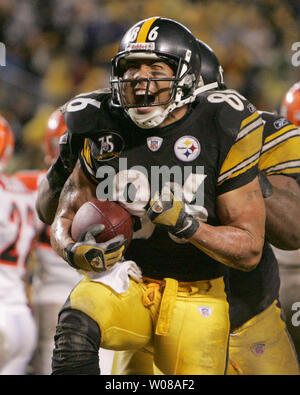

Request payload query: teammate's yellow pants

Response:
[228,301,299,375]
[70,275,229,375]
[112,300,299,375]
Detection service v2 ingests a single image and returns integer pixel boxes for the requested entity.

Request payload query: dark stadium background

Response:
[0,0,299,171]
[0,0,300,374]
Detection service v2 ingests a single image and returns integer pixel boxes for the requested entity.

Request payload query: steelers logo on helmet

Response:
[174,136,201,162]
[91,131,125,162]
[110,17,201,129]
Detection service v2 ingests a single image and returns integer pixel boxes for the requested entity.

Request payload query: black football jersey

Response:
[62,89,264,283]
[228,111,300,329]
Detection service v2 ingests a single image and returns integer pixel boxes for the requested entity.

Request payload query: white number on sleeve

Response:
[207,90,246,111]
[66,97,101,112]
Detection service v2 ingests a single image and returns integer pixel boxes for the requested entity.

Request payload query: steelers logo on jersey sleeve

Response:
[174,136,201,162]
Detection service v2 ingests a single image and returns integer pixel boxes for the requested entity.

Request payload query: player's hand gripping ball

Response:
[66,200,133,272]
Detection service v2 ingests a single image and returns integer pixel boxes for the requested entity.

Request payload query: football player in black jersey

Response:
[37,17,267,375]
[197,40,300,374]
[112,40,300,375]
[272,82,300,366]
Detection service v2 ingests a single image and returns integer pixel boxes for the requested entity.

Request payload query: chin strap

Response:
[127,81,219,129]
[127,106,167,129]
[194,81,219,94]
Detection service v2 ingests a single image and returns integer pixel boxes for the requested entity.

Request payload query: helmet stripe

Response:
[137,17,158,43]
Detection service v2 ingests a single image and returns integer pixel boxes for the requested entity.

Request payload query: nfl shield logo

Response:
[198,306,212,318]
[147,136,163,152]
[251,343,266,356]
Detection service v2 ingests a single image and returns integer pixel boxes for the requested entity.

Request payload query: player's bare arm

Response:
[36,175,61,225]
[190,177,265,271]
[36,129,80,226]
[50,161,126,272]
[262,174,300,250]
[50,162,96,261]
[148,177,265,272]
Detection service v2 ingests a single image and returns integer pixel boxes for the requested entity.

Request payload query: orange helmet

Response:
[280,82,300,126]
[44,109,67,164]
[0,115,15,171]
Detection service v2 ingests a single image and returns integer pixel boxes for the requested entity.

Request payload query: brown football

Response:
[71,199,133,245]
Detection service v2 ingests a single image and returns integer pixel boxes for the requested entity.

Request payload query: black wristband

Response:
[46,156,71,197]
[183,216,200,239]
[172,214,200,239]
[258,171,273,198]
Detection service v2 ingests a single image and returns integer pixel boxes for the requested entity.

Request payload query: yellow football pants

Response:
[228,301,300,375]
[112,300,299,375]
[69,275,229,375]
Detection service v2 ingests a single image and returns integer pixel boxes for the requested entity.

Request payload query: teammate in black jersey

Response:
[271,82,300,366]
[37,17,267,375]
[196,41,300,374]
[111,39,300,375]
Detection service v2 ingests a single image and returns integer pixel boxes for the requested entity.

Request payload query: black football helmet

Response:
[197,39,226,89]
[110,17,201,128]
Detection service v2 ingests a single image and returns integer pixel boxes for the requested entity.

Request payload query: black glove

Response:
[65,224,127,272]
[258,171,273,198]
[147,188,199,239]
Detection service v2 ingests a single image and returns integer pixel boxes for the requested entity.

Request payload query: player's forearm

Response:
[49,166,97,261]
[36,156,73,225]
[190,222,263,271]
[258,173,300,249]
[50,215,74,261]
[264,188,300,250]
[36,176,60,225]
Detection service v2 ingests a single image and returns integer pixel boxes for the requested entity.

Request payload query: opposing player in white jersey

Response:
[14,109,83,375]
[0,115,37,375]
[273,82,300,361]
[22,109,113,375]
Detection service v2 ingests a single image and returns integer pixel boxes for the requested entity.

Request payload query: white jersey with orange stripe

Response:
[14,169,83,305]
[32,218,83,305]
[0,174,37,305]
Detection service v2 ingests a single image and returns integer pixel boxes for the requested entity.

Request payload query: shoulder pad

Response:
[200,89,259,139]
[259,110,291,129]
[258,110,276,118]
[259,110,278,123]
[61,89,111,135]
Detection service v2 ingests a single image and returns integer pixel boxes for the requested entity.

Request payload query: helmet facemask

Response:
[111,49,198,129]
[110,17,202,128]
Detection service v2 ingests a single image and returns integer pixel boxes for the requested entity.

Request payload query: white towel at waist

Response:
[80,260,143,294]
